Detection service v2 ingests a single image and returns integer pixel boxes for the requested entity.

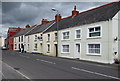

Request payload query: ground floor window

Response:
[47,44,50,52]
[15,44,17,49]
[34,43,37,51]
[62,44,69,53]
[88,44,100,54]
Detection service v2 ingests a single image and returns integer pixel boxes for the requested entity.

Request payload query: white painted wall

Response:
[58,20,115,64]
[43,31,57,56]
[0,37,5,47]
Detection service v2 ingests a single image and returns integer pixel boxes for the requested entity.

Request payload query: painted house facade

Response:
[57,2,120,64]
[25,21,56,54]
[13,25,36,51]
[12,1,120,64]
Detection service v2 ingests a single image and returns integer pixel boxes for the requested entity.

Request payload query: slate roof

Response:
[25,21,55,36]
[13,28,33,37]
[43,1,120,33]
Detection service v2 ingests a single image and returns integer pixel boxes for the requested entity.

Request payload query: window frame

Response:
[61,44,70,53]
[87,25,102,38]
[47,44,50,52]
[75,28,81,39]
[61,30,70,40]
[34,35,38,42]
[87,42,101,55]
[34,43,38,51]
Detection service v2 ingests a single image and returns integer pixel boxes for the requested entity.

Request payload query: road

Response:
[1,50,120,80]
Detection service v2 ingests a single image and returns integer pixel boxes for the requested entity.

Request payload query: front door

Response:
[75,43,80,58]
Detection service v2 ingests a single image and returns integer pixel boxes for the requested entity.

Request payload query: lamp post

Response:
[52,8,59,57]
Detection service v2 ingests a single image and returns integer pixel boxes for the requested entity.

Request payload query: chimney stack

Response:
[42,19,50,24]
[55,14,62,21]
[26,24,31,28]
[72,5,79,16]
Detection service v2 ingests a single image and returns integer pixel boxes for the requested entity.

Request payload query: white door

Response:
[75,44,80,58]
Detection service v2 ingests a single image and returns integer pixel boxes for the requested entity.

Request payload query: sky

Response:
[0,0,117,38]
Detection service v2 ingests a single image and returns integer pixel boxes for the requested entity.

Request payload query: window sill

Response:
[86,53,101,56]
[61,52,70,54]
[74,38,81,40]
[87,36,101,39]
[47,51,50,53]
[61,39,70,41]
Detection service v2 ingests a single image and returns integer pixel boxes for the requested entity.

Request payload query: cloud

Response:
[1,2,109,37]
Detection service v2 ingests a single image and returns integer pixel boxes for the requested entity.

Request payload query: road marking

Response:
[36,59,39,60]
[40,59,56,64]
[2,62,31,80]
[20,55,30,58]
[71,67,120,80]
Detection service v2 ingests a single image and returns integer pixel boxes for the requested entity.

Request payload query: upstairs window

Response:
[75,29,81,39]
[28,36,30,43]
[34,35,37,42]
[62,31,69,40]
[19,37,20,42]
[88,26,101,38]
[48,34,50,42]
[21,36,23,42]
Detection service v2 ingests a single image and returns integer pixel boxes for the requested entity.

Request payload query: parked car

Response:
[1,46,7,50]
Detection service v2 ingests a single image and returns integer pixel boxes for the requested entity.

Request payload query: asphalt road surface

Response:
[1,50,120,80]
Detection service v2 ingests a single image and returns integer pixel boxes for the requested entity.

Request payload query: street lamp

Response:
[51,8,59,57]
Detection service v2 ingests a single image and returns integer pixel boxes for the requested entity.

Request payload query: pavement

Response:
[1,50,120,80]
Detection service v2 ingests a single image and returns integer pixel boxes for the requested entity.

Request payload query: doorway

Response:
[75,43,80,58]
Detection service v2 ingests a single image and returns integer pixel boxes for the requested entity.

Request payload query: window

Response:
[88,44,100,54]
[62,31,69,40]
[14,38,16,43]
[34,35,37,42]
[19,37,20,42]
[15,44,17,49]
[47,44,50,52]
[28,44,29,51]
[47,34,50,42]
[21,36,23,42]
[88,26,101,38]
[34,43,37,51]
[28,36,30,43]
[75,29,81,39]
[55,33,57,41]
[62,45,69,53]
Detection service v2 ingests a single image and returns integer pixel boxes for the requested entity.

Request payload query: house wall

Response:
[58,20,114,64]
[112,11,120,59]
[14,35,25,51]
[0,37,5,47]
[43,31,57,56]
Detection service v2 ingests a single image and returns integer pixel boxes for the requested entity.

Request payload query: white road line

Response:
[72,67,120,80]
[36,59,40,61]
[40,59,56,64]
[3,62,31,80]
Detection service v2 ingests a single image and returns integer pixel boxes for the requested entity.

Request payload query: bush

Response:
[114,58,120,64]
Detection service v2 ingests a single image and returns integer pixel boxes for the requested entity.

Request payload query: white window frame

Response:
[61,44,70,53]
[87,42,101,55]
[34,35,38,42]
[87,25,102,38]
[47,44,50,52]
[34,43,38,51]
[47,34,50,42]
[61,30,70,40]
[75,28,81,39]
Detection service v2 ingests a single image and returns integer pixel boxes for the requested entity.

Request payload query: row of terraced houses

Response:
[7,1,120,64]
